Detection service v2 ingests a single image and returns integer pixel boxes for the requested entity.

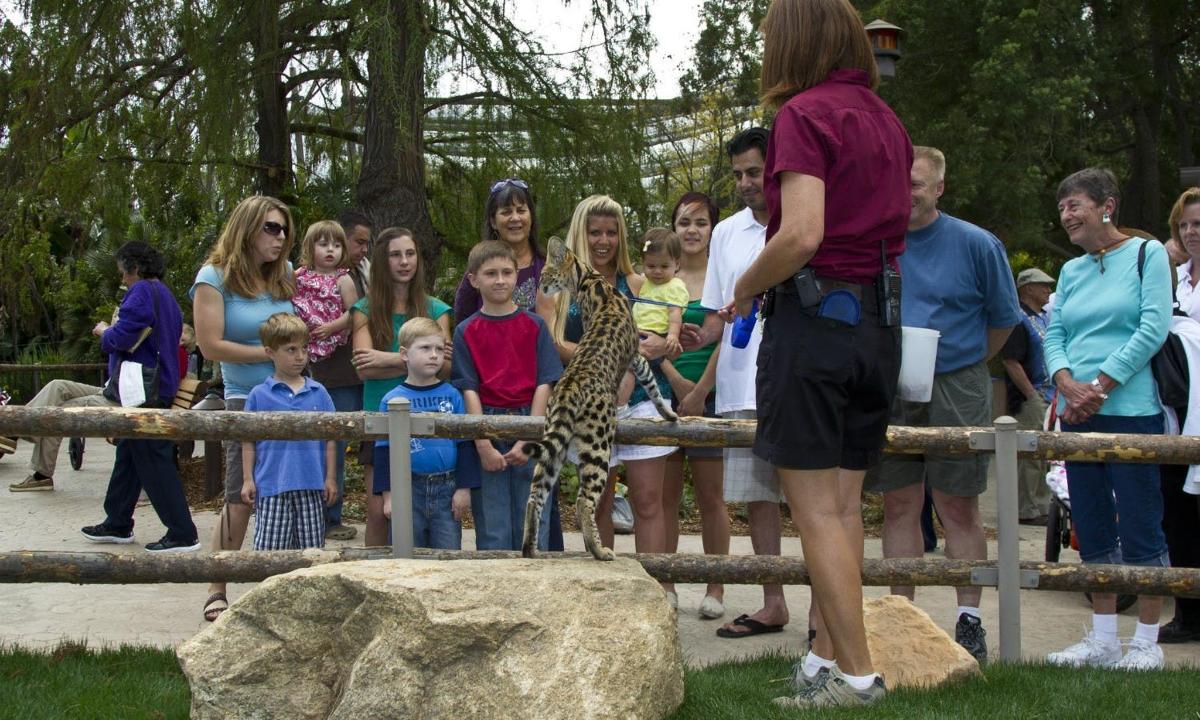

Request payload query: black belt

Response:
[774,274,873,302]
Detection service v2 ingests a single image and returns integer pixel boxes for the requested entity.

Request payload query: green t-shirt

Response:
[672,298,716,383]
[351,296,452,414]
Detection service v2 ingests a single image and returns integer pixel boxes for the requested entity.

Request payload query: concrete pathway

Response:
[2,441,1198,669]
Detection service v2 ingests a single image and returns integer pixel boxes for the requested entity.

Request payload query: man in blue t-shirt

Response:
[865,146,1021,664]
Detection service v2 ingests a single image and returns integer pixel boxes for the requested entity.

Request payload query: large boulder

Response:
[177,557,683,719]
[864,595,981,688]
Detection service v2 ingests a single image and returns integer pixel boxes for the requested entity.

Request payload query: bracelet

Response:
[1090,378,1109,400]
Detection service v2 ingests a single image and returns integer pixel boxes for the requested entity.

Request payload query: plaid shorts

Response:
[253,490,326,550]
[721,410,780,503]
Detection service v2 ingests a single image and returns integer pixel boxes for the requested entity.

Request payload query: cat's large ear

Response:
[547,236,567,264]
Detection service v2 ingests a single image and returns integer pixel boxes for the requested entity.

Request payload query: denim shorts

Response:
[1061,413,1169,567]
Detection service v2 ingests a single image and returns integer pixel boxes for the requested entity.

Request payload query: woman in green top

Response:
[351,227,451,545]
[661,191,729,619]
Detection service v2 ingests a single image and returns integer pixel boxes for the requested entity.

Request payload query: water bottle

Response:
[731,298,758,349]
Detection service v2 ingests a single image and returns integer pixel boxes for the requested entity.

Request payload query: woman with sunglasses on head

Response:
[190,195,296,623]
[453,177,564,549]
[453,178,544,324]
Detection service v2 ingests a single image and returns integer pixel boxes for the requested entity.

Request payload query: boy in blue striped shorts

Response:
[241,313,337,550]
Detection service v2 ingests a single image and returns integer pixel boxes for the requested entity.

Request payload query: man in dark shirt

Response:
[1000,267,1055,524]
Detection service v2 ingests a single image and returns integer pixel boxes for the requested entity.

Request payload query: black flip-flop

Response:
[716,613,785,639]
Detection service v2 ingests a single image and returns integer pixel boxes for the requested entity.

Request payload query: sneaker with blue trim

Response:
[773,672,886,709]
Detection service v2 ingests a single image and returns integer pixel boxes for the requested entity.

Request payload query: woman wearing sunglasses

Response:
[452,177,564,549]
[190,195,296,623]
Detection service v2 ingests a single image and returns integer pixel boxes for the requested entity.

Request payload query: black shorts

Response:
[753,289,900,471]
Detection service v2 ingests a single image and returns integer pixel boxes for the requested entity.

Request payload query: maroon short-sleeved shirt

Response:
[765,69,913,283]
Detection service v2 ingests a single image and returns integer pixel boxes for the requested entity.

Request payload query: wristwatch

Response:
[1090,378,1109,400]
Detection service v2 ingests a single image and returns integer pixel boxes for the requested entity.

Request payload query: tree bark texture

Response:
[2,550,1197,597]
[356,0,442,267]
[5,407,1200,464]
[251,0,292,199]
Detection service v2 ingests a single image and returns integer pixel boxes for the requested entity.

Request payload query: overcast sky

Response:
[515,0,705,97]
[1,0,706,98]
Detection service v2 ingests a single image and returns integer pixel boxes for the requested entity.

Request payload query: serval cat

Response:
[521,236,678,560]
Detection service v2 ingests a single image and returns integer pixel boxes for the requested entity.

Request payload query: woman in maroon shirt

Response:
[730,0,912,708]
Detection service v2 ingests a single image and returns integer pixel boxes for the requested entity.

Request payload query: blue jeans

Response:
[325,385,363,527]
[412,471,462,550]
[1062,413,1169,566]
[472,437,552,551]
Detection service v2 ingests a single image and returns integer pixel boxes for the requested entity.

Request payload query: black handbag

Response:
[1136,241,1190,414]
[102,281,162,408]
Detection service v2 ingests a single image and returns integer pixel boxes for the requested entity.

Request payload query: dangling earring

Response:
[1102,212,1111,224]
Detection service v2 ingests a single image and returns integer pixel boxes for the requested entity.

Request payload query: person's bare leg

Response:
[595,469,619,549]
[809,468,866,661]
[880,482,925,599]
[782,467,873,676]
[206,502,250,598]
[692,455,729,602]
[626,456,667,553]
[719,500,788,634]
[363,465,390,547]
[661,451,685,597]
[931,490,986,608]
[1137,595,1163,625]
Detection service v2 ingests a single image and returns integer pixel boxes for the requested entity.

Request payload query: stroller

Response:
[1043,418,1139,612]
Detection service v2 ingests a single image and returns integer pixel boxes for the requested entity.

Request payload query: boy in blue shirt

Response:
[241,313,337,550]
[374,316,473,549]
[452,241,563,551]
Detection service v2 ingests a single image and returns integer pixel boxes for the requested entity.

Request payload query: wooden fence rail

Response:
[2,550,1197,597]
[3,405,1200,463]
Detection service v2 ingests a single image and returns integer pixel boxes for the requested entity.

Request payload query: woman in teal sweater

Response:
[1042,167,1172,671]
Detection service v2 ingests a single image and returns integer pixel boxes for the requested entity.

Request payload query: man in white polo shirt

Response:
[687,127,791,639]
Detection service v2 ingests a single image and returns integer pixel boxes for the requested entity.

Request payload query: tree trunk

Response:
[251,0,292,199]
[356,0,442,272]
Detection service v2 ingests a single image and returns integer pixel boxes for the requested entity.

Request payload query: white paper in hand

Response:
[117,361,147,407]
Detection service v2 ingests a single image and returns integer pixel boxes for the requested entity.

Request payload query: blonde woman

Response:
[190,195,296,622]
[541,194,678,597]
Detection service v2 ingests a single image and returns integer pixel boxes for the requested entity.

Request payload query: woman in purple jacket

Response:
[79,241,200,553]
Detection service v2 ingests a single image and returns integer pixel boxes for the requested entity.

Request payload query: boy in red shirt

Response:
[452,241,563,550]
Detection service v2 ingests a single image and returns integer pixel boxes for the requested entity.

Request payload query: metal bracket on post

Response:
[968,430,1039,452]
[387,397,414,559]
[992,416,1022,662]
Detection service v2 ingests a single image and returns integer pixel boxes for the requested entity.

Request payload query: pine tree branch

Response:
[289,122,362,144]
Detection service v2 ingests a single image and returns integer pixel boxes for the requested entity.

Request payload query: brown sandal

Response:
[202,592,228,622]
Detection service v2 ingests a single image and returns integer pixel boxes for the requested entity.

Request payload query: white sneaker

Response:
[1046,631,1121,668]
[1114,638,1164,671]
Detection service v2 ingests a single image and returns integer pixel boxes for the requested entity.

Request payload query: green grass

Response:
[4,643,1198,719]
[0,643,189,720]
[670,649,1200,719]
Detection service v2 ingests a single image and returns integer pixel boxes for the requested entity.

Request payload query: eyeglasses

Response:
[262,221,288,237]
[489,178,529,196]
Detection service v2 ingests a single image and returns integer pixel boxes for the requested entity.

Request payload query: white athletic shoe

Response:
[1046,631,1121,668]
[1114,638,1164,671]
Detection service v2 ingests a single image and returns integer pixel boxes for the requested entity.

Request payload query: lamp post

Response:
[865,19,903,80]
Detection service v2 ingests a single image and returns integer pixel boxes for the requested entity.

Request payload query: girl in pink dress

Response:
[293,221,357,362]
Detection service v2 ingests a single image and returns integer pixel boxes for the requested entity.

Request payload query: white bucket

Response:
[898,327,940,402]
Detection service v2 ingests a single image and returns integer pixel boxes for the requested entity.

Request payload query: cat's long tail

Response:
[520,441,546,460]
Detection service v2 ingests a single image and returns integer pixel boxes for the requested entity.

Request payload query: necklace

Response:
[1090,236,1129,274]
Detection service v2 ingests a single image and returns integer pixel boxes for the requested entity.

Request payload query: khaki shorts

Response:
[864,361,991,497]
[721,410,780,503]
